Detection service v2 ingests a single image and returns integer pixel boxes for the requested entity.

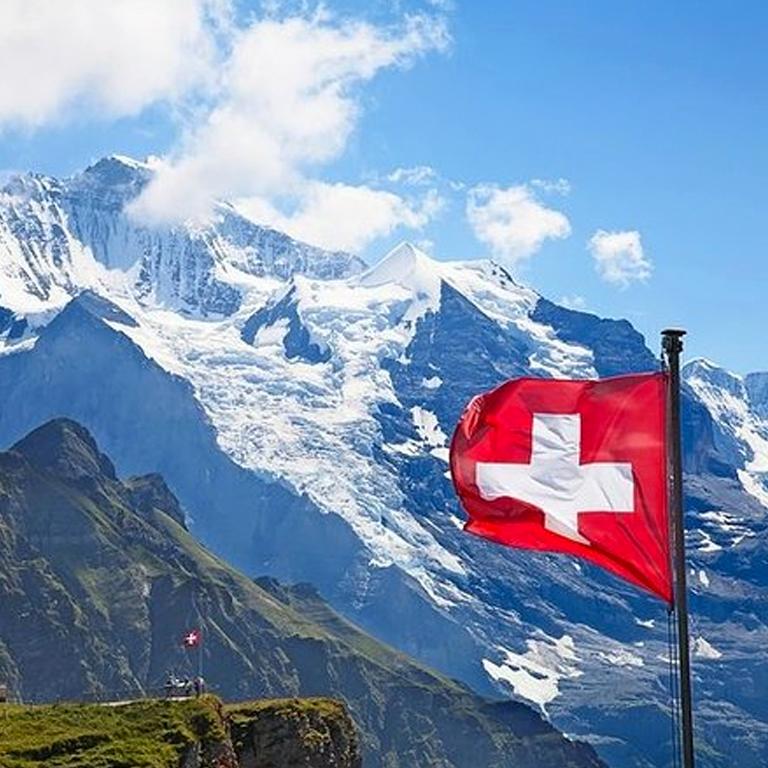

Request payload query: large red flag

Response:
[450,373,671,602]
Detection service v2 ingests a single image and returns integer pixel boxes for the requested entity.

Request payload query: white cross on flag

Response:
[450,373,672,601]
[182,629,201,648]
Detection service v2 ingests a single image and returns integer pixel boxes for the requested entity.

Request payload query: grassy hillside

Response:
[0,696,360,768]
[0,696,228,768]
[0,419,604,768]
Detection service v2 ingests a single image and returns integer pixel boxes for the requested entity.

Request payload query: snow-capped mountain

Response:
[684,358,768,508]
[1,156,767,768]
[0,155,362,323]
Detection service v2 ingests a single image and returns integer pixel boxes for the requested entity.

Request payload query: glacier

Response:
[1,155,768,768]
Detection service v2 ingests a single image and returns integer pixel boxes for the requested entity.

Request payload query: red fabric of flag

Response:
[450,373,671,602]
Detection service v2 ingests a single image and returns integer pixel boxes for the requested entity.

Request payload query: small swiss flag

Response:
[450,372,671,602]
[182,629,201,648]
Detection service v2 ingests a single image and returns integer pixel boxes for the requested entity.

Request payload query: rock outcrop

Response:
[228,699,361,768]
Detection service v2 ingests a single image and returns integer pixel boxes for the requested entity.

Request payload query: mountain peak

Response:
[106,153,151,169]
[74,154,153,192]
[69,291,138,327]
[0,158,367,319]
[359,242,440,294]
[683,357,746,397]
[12,418,116,482]
[126,473,187,528]
[86,154,151,173]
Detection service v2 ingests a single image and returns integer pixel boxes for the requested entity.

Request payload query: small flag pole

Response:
[662,328,695,768]
[198,631,203,683]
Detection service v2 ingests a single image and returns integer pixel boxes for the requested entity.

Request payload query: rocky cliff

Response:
[228,699,361,768]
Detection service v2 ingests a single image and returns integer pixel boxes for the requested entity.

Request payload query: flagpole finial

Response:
[662,328,686,355]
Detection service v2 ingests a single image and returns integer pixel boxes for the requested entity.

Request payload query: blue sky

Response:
[0,1,764,372]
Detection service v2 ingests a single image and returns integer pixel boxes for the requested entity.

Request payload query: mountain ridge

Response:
[0,155,365,319]
[0,417,605,768]
[1,156,767,768]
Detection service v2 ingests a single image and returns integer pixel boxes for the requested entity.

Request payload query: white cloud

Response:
[237,182,443,252]
[466,183,571,266]
[0,0,222,128]
[130,11,450,225]
[387,165,439,186]
[531,177,571,195]
[559,294,587,311]
[0,168,21,185]
[0,2,449,252]
[415,238,436,254]
[588,229,652,287]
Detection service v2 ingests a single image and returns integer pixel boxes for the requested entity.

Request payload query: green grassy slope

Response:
[0,696,227,768]
[0,696,360,768]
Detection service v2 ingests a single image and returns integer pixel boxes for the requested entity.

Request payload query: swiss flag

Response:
[450,373,671,602]
[182,629,201,648]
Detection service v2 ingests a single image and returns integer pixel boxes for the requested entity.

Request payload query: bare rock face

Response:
[181,734,239,768]
[227,699,362,768]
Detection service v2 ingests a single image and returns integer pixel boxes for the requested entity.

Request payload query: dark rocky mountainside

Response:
[0,419,604,768]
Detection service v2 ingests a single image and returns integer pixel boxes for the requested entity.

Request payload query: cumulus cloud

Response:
[588,229,652,287]
[130,11,450,228]
[237,182,443,252]
[0,0,222,128]
[465,183,571,266]
[0,2,451,252]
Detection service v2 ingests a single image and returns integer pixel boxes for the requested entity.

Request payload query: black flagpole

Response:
[662,328,695,768]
